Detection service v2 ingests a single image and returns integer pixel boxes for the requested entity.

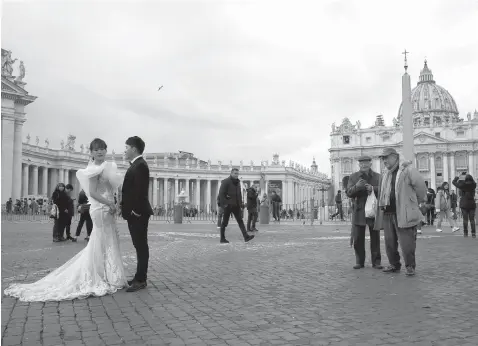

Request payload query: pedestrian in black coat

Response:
[51,183,70,242]
[453,173,477,237]
[218,168,255,244]
[75,189,93,241]
[246,185,259,232]
[62,184,77,241]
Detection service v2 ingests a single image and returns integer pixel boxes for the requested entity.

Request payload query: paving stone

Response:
[2,223,478,345]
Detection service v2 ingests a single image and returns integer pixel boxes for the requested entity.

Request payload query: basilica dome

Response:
[397,60,460,127]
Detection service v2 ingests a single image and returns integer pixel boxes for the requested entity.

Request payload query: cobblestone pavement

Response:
[2,220,477,346]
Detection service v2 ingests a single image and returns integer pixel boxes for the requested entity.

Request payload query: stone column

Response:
[265,180,269,196]
[196,179,201,207]
[148,178,153,203]
[163,178,168,206]
[152,178,158,208]
[1,116,15,201]
[58,168,65,184]
[42,167,48,196]
[443,152,449,184]
[429,153,436,190]
[174,179,179,203]
[282,180,287,204]
[185,178,190,203]
[333,159,341,192]
[469,151,474,177]
[32,165,39,195]
[12,120,24,200]
[22,164,29,197]
[449,152,455,182]
[63,169,69,185]
[206,179,211,212]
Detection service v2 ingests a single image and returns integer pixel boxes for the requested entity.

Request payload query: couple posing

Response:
[4,136,153,301]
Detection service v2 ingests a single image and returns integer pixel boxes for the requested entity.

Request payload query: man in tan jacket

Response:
[374,148,427,276]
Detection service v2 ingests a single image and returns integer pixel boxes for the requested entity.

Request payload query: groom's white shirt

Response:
[130,155,142,164]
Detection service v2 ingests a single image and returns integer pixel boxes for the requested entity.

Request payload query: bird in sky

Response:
[158,85,163,91]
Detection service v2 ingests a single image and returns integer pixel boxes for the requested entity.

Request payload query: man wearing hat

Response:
[374,147,427,276]
[346,155,382,269]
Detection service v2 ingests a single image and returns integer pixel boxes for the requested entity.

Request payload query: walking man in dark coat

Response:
[218,168,255,244]
[122,136,154,292]
[75,189,93,241]
[347,155,382,269]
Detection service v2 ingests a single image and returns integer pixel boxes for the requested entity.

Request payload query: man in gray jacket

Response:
[374,148,427,276]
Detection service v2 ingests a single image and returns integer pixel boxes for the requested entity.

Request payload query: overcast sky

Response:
[2,0,477,175]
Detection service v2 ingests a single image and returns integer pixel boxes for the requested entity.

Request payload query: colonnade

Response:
[17,168,327,212]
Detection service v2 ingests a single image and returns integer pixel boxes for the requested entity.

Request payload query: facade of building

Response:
[329,60,478,193]
[1,49,331,209]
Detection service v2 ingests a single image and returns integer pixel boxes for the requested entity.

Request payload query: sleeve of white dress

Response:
[76,161,106,199]
[103,162,124,191]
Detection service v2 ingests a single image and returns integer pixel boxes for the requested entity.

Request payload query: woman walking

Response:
[435,182,460,233]
[452,173,476,238]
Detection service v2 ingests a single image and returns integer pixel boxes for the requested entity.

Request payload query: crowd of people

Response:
[50,183,93,242]
[346,147,476,277]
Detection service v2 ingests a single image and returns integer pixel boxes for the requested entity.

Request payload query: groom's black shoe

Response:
[127,280,147,292]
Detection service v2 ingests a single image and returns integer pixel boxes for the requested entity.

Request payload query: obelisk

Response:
[401,50,414,163]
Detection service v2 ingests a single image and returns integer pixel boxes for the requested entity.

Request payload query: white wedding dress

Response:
[4,161,128,302]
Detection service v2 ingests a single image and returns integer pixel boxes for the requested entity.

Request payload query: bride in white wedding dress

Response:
[4,138,128,302]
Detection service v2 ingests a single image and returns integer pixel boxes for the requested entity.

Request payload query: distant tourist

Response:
[425,181,436,225]
[435,182,460,233]
[330,190,344,221]
[51,183,70,242]
[270,191,282,222]
[453,173,476,238]
[75,189,93,241]
[375,148,427,276]
[246,185,259,232]
[450,189,458,220]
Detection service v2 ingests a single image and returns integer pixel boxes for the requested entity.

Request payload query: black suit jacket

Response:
[121,157,153,220]
[346,169,380,226]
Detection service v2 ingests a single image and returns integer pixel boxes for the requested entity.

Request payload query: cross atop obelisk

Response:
[402,49,409,72]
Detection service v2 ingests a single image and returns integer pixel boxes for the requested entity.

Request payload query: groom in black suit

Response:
[121,136,153,292]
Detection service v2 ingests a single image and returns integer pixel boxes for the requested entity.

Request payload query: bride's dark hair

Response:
[90,138,107,161]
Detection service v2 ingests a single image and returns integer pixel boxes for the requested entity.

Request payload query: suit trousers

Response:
[353,219,381,266]
[76,212,93,237]
[383,213,417,269]
[127,214,150,282]
[220,205,248,240]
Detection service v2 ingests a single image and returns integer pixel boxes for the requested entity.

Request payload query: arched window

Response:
[434,98,440,109]
[418,156,428,171]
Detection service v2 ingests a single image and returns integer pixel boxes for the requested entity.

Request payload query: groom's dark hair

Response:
[126,136,145,154]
